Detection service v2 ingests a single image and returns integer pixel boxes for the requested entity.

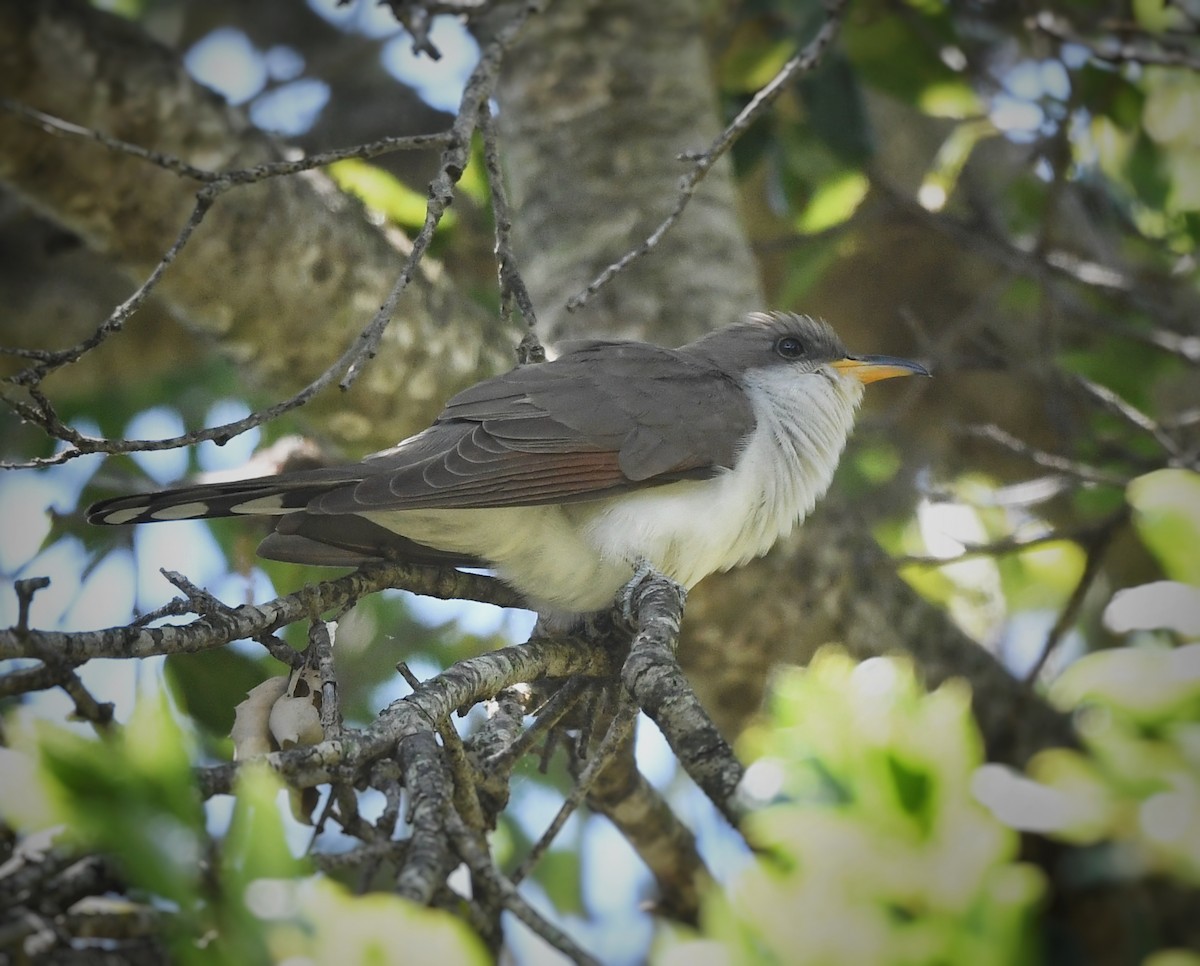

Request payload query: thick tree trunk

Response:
[494,0,763,344]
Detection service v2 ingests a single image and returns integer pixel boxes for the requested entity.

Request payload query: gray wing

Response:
[310,340,755,513]
[87,340,755,524]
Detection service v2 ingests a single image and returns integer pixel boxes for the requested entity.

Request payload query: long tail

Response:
[86,475,356,525]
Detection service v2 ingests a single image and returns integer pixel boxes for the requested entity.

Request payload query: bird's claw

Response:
[616,559,684,631]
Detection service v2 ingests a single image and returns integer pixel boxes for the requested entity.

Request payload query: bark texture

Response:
[0,0,507,450]
[494,0,763,343]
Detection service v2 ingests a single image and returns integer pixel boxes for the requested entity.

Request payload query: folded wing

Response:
[88,340,756,525]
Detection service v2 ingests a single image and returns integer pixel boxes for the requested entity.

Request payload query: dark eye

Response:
[775,336,806,359]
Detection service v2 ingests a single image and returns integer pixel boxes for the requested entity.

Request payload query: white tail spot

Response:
[103,507,149,525]
[151,502,211,520]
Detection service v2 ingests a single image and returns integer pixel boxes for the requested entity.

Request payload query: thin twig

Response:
[54,669,116,731]
[509,692,638,886]
[253,632,306,669]
[396,730,455,904]
[2,244,453,466]
[309,619,342,741]
[895,525,1097,567]
[341,0,548,388]
[400,661,489,832]
[160,569,234,616]
[5,188,216,390]
[567,0,848,310]
[0,97,216,180]
[1024,509,1128,683]
[477,101,543,363]
[1070,374,1183,459]
[130,596,205,627]
[12,577,50,634]
[958,423,1129,487]
[0,96,453,185]
[0,4,547,465]
[1033,11,1200,71]
[445,808,601,966]
[484,677,588,775]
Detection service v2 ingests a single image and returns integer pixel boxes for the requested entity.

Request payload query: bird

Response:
[88,312,928,620]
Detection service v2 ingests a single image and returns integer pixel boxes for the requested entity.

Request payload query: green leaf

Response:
[1049,643,1200,720]
[1133,0,1191,33]
[1142,69,1200,148]
[1059,337,1167,413]
[799,55,874,165]
[205,765,308,964]
[271,878,490,965]
[843,8,958,106]
[918,79,982,119]
[997,540,1086,612]
[535,848,585,916]
[716,650,1042,965]
[1104,581,1200,637]
[718,20,795,93]
[1145,950,1200,966]
[796,170,870,233]
[776,237,840,306]
[166,649,280,747]
[328,158,451,231]
[222,764,310,886]
[886,752,933,831]
[917,120,993,211]
[1127,469,1200,585]
[848,442,903,489]
[32,694,205,907]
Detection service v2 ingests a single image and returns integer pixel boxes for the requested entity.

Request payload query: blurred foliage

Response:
[265,876,490,966]
[988,469,1200,885]
[989,636,1200,883]
[329,157,455,232]
[1127,469,1200,586]
[0,694,275,962]
[0,696,487,965]
[663,650,1044,965]
[13,694,206,902]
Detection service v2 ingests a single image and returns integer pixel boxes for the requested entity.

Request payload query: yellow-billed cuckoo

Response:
[88,313,928,617]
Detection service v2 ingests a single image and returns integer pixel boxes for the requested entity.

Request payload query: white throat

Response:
[712,364,865,560]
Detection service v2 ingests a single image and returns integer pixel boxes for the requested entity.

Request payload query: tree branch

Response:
[0,0,511,457]
[568,0,850,310]
[0,564,522,672]
[621,570,746,827]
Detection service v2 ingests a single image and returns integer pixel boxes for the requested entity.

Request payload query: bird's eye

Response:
[775,336,806,359]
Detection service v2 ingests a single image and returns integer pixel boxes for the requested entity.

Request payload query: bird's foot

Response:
[615,559,686,633]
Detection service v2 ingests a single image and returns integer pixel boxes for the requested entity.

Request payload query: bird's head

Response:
[683,312,931,389]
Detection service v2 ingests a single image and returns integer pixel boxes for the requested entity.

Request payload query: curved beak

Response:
[831,354,931,384]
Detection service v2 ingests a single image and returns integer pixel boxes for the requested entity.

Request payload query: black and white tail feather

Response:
[88,469,488,569]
